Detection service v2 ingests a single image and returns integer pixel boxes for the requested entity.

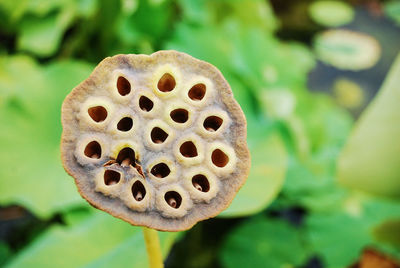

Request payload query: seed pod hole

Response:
[116,147,135,167]
[84,141,102,159]
[132,181,146,201]
[188,83,206,101]
[170,109,189,123]
[139,96,154,112]
[192,174,210,192]
[151,127,168,144]
[88,106,107,122]
[157,73,175,92]
[204,116,223,132]
[180,141,198,158]
[117,117,133,131]
[164,191,182,209]
[211,149,229,167]
[117,76,131,96]
[104,170,121,185]
[151,163,170,178]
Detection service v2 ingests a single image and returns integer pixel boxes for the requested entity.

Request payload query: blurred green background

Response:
[1,0,400,267]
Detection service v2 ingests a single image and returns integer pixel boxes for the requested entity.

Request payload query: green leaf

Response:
[306,210,372,267]
[25,0,66,16]
[220,217,308,268]
[120,0,138,15]
[227,0,278,32]
[260,89,296,120]
[75,0,98,18]
[167,18,315,120]
[385,1,400,26]
[219,128,288,217]
[86,230,179,268]
[281,94,353,212]
[283,153,347,213]
[0,0,29,23]
[177,0,278,32]
[314,29,381,71]
[0,56,93,218]
[116,0,173,48]
[62,205,95,226]
[166,23,262,117]
[5,212,179,268]
[0,242,11,267]
[0,55,42,103]
[17,7,74,57]
[338,53,400,198]
[309,1,354,27]
[296,95,353,153]
[306,196,400,267]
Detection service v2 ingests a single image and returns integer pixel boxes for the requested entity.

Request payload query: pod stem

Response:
[142,227,163,268]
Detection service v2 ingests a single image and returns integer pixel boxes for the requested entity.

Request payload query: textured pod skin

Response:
[61,50,250,231]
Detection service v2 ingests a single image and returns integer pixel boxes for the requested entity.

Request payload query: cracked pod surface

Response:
[61,50,250,231]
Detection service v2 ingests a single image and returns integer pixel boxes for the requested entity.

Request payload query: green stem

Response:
[142,227,163,268]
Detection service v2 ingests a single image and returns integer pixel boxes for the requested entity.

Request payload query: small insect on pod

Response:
[61,50,250,232]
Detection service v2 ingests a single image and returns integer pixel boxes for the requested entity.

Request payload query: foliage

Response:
[0,0,399,267]
[220,131,287,217]
[0,56,90,217]
[385,0,400,26]
[221,217,307,268]
[5,208,178,268]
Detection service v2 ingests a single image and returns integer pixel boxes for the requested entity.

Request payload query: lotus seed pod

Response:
[61,50,250,231]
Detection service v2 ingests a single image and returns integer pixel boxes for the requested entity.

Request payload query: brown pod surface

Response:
[61,50,250,231]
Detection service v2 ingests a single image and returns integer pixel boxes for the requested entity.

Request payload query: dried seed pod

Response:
[61,50,250,231]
